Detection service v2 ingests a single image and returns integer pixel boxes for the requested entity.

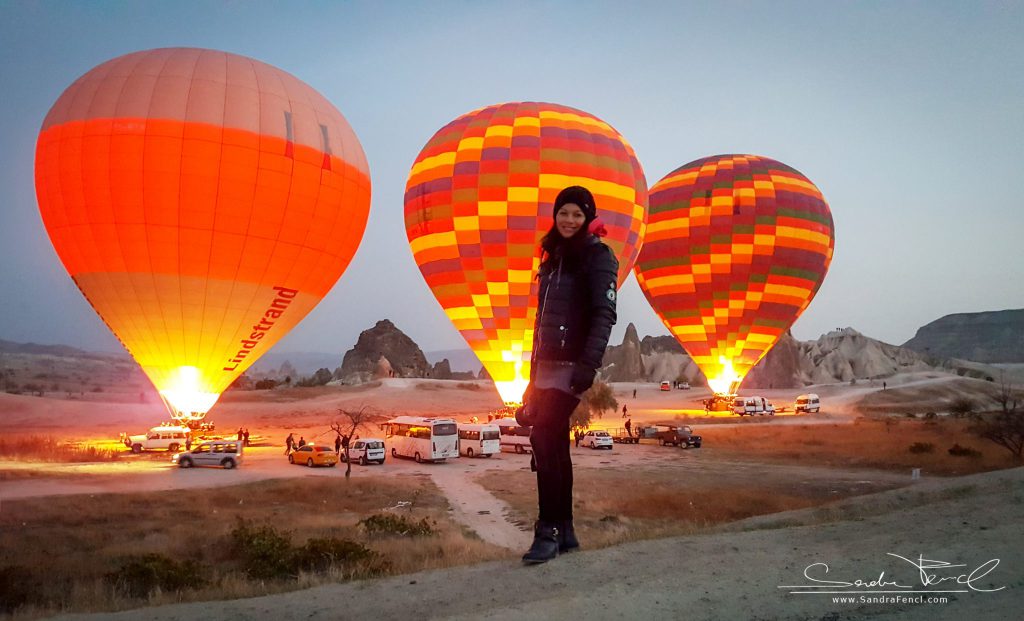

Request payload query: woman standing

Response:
[520,185,618,564]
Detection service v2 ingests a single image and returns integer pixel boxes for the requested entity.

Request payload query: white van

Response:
[458,423,500,458]
[795,394,821,414]
[495,417,532,454]
[381,416,459,463]
[733,396,774,416]
[344,438,386,465]
[172,440,243,469]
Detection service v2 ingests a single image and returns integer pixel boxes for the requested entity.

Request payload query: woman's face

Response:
[555,203,586,238]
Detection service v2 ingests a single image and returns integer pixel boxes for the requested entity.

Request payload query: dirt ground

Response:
[2,372,1021,619]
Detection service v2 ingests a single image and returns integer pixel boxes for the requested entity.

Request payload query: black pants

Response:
[529,387,580,523]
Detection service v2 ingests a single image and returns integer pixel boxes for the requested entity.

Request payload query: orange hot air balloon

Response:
[35,48,371,423]
[405,102,647,404]
[635,154,834,394]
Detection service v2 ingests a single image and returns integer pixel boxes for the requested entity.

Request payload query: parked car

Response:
[795,393,821,414]
[660,381,671,391]
[289,444,338,467]
[678,382,691,390]
[342,438,386,465]
[121,425,191,453]
[172,440,243,469]
[650,424,702,448]
[581,430,613,450]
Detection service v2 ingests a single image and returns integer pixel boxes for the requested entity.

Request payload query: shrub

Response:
[229,521,295,580]
[948,444,982,459]
[0,566,41,614]
[254,379,279,390]
[949,397,976,419]
[456,382,482,391]
[924,412,937,420]
[909,442,935,454]
[292,537,377,573]
[358,513,435,537]
[106,553,207,599]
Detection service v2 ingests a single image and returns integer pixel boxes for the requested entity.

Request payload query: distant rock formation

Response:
[797,328,933,384]
[431,359,453,380]
[600,323,645,382]
[743,331,803,389]
[335,320,430,384]
[902,309,1024,363]
[599,326,947,388]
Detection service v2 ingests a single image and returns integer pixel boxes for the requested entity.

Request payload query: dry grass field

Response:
[701,417,1010,475]
[0,476,509,619]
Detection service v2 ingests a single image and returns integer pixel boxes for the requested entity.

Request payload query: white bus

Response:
[457,423,500,458]
[494,417,532,454]
[381,416,459,463]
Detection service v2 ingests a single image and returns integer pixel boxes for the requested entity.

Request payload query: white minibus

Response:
[381,416,459,463]
[494,417,532,454]
[457,423,500,458]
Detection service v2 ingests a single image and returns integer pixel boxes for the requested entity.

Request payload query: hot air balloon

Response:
[635,154,834,394]
[35,48,371,424]
[405,102,647,404]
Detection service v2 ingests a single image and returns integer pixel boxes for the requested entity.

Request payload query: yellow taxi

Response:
[288,444,338,467]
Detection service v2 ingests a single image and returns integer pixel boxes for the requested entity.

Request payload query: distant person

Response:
[335,434,342,453]
[883,381,887,391]
[237,427,243,441]
[574,429,582,448]
[284,433,295,455]
[621,403,628,418]
[185,434,192,451]
[632,388,636,399]
[624,418,632,437]
[243,428,250,447]
[297,436,306,448]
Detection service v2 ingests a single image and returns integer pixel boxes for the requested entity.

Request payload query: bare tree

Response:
[970,373,1024,462]
[330,405,379,478]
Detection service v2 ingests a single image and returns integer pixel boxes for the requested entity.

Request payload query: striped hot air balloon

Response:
[635,154,834,394]
[405,102,646,404]
[35,48,371,422]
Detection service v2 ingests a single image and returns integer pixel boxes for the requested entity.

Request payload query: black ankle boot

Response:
[522,521,560,564]
[559,520,579,553]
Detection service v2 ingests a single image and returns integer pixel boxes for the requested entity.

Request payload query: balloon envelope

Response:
[405,102,647,403]
[35,47,371,420]
[635,154,834,393]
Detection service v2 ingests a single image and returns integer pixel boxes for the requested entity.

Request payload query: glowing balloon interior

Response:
[635,154,834,393]
[35,47,371,422]
[405,102,647,404]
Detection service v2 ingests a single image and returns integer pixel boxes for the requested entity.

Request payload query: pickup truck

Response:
[120,425,191,453]
[648,424,702,448]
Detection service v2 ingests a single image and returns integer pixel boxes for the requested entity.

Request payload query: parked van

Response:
[733,396,775,416]
[458,423,500,458]
[344,438,386,465]
[173,440,243,469]
[381,416,459,463]
[795,394,821,414]
[660,381,671,391]
[495,417,532,454]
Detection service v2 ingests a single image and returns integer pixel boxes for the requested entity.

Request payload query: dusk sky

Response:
[1,1,1022,363]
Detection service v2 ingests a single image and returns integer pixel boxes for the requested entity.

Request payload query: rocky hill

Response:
[902,309,1024,363]
[600,325,944,389]
[334,320,431,384]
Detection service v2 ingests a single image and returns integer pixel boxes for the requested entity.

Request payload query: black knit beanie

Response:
[553,185,597,223]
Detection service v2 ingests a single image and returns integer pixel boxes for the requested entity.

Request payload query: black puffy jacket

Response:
[532,235,618,379]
